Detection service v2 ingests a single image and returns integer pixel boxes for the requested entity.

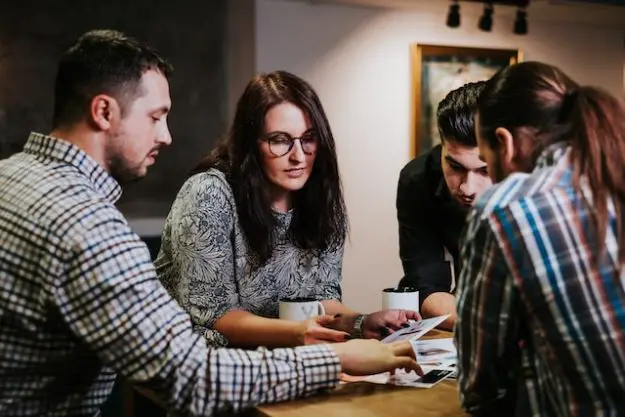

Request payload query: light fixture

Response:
[446,0,461,28]
[478,2,494,32]
[514,7,528,35]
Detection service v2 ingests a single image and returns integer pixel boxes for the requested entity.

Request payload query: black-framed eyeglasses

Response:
[262,130,318,157]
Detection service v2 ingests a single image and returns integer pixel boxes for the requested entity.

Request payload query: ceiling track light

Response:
[514,6,528,35]
[478,2,494,32]
[447,0,461,28]
[444,1,529,35]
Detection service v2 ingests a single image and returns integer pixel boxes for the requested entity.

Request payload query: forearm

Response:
[213,310,301,348]
[420,292,457,330]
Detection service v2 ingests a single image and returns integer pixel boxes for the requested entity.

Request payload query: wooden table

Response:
[254,330,467,417]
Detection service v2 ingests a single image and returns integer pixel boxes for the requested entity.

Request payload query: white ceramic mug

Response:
[382,287,419,313]
[279,297,326,321]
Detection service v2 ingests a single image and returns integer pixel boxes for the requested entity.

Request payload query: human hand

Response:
[295,315,350,345]
[331,339,423,376]
[362,309,421,339]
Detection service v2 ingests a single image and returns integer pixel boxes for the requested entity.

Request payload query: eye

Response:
[268,133,291,144]
[301,132,317,144]
[449,162,464,172]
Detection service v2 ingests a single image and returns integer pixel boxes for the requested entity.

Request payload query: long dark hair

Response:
[192,70,347,264]
[478,61,625,261]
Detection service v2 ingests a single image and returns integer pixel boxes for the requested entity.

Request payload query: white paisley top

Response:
[155,169,344,346]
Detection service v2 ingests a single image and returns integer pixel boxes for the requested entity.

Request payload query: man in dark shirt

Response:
[396,81,490,330]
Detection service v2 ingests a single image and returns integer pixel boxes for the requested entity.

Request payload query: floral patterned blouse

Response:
[155,169,344,346]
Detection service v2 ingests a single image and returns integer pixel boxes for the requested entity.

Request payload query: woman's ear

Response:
[495,127,515,165]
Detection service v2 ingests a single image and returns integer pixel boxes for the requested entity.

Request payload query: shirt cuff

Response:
[292,344,341,396]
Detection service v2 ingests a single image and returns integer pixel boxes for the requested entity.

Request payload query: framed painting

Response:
[410,44,521,157]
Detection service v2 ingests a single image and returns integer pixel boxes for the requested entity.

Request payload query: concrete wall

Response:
[0,0,228,219]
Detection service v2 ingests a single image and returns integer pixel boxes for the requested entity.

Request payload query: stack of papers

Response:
[341,315,458,388]
[412,337,457,379]
[413,337,456,367]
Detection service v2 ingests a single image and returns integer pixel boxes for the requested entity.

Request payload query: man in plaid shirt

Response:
[456,61,625,416]
[0,30,419,416]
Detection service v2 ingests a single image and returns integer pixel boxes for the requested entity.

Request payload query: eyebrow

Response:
[445,155,487,170]
[152,105,171,116]
[266,128,314,136]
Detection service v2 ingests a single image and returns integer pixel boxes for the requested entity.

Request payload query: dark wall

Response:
[0,0,228,218]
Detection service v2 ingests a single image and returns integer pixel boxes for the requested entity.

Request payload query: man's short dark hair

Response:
[436,81,486,147]
[52,29,173,128]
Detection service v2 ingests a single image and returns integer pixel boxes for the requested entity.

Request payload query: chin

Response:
[279,177,309,192]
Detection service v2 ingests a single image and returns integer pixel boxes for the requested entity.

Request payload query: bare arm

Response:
[214,310,348,348]
[421,292,457,330]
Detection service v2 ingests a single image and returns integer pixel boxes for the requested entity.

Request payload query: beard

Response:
[490,156,508,184]
[108,153,146,184]
[104,129,155,184]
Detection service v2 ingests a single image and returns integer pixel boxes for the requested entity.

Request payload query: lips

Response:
[285,168,306,178]
[147,148,160,160]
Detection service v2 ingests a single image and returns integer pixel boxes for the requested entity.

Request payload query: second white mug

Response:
[382,287,419,313]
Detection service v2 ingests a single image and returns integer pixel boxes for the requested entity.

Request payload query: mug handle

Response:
[317,301,326,316]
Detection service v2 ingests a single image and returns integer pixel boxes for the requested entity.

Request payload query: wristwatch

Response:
[351,314,367,339]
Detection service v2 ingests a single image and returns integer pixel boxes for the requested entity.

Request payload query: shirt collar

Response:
[535,141,570,169]
[23,132,122,203]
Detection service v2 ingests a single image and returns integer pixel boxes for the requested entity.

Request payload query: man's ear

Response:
[494,127,515,165]
[89,95,120,131]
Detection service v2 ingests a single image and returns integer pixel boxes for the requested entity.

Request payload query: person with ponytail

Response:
[155,70,419,349]
[455,61,625,416]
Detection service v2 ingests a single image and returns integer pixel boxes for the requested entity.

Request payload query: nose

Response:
[288,139,305,162]
[157,123,172,147]
[460,172,478,197]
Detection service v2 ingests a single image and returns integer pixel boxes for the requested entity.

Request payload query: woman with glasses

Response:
[155,71,418,348]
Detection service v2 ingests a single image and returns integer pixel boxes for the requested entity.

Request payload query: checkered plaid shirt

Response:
[0,132,340,416]
[456,142,625,416]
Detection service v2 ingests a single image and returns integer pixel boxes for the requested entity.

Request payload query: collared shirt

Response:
[456,142,625,417]
[396,145,467,305]
[0,132,340,416]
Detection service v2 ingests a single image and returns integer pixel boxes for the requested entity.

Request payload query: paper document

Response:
[413,337,456,366]
[380,315,449,344]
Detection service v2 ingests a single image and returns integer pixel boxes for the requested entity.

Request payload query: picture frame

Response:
[410,44,522,157]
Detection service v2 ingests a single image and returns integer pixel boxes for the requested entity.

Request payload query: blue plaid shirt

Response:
[456,142,625,416]
[0,133,340,416]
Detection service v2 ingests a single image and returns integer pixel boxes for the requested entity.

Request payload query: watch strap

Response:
[351,314,367,339]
